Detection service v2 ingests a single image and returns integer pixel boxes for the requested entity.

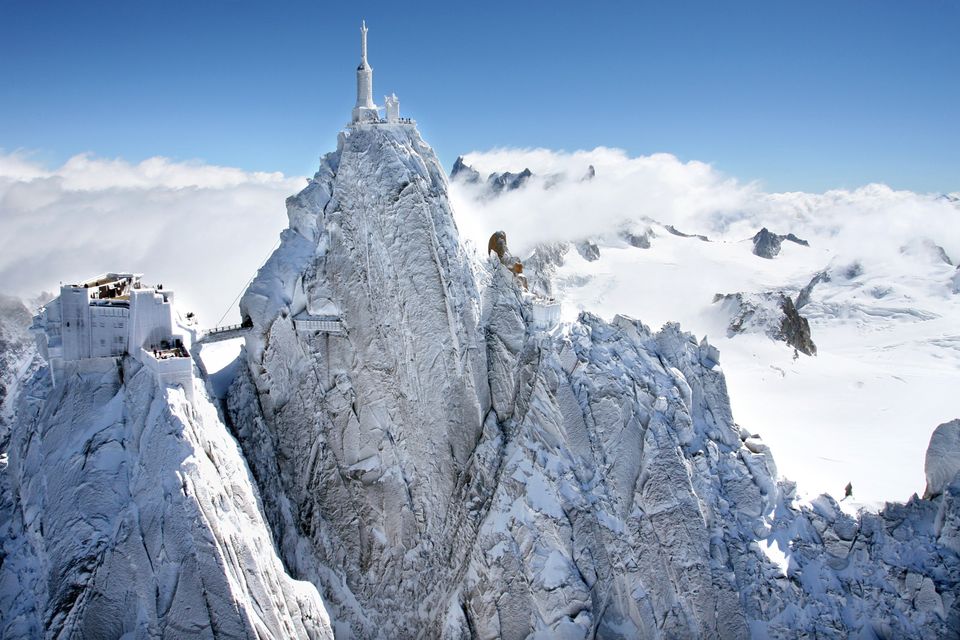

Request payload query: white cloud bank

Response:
[450,147,960,267]
[2,145,957,331]
[0,151,302,326]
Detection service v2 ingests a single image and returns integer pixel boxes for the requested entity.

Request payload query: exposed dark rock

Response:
[752,228,810,259]
[796,270,831,309]
[843,262,864,279]
[450,158,533,198]
[487,168,532,194]
[450,156,480,183]
[780,295,817,356]
[665,225,710,242]
[620,227,653,249]
[925,240,953,266]
[784,233,810,247]
[575,240,600,262]
[487,230,508,259]
[714,291,816,356]
[752,228,782,259]
[581,165,596,181]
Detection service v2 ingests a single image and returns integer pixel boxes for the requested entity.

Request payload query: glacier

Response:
[1,120,958,638]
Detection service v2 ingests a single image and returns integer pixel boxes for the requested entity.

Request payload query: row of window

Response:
[94,321,126,329]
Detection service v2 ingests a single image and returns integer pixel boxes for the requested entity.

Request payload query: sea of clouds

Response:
[1,146,956,327]
[0,151,300,325]
[449,147,960,271]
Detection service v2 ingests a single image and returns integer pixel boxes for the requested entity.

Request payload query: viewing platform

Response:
[529,297,561,331]
[293,313,346,335]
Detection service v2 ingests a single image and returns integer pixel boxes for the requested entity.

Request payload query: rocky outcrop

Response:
[779,295,817,356]
[449,156,532,196]
[796,270,831,309]
[752,227,782,258]
[620,227,653,249]
[0,294,33,443]
[752,227,809,259]
[523,242,570,298]
[926,420,960,498]
[451,156,481,184]
[715,291,817,355]
[665,224,710,242]
[574,240,600,262]
[489,168,532,194]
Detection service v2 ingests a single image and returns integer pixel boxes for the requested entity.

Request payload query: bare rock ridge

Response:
[665,224,711,242]
[451,155,532,196]
[224,123,957,638]
[714,291,817,356]
[752,227,809,259]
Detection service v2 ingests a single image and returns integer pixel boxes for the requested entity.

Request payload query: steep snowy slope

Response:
[227,123,960,637]
[0,332,332,637]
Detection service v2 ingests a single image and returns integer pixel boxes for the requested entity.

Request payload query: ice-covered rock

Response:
[524,242,570,298]
[925,419,960,498]
[0,351,332,638]
[231,123,489,636]
[0,294,34,443]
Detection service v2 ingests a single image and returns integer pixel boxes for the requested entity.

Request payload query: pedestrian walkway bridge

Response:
[196,322,253,344]
[196,314,346,345]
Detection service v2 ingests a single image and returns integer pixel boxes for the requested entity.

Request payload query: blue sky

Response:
[1,0,957,193]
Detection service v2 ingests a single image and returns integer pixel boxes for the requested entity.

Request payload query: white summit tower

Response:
[351,21,379,123]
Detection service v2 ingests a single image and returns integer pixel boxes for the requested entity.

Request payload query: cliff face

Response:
[232,124,490,636]
[0,351,332,638]
[229,123,960,638]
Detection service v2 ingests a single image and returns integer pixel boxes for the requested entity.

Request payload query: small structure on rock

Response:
[31,273,193,398]
[350,22,413,126]
[488,230,561,331]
